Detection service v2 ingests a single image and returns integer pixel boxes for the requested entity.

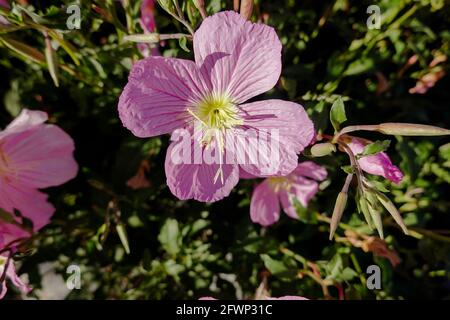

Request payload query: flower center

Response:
[190,93,243,130]
[268,177,292,193]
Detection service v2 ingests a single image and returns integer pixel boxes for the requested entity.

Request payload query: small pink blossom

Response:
[119,11,315,202]
[346,137,403,184]
[199,295,308,300]
[0,254,31,299]
[249,162,327,226]
[138,0,160,57]
[0,0,10,25]
[0,109,78,248]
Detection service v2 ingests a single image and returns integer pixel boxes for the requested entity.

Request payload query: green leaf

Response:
[359,140,391,158]
[116,223,130,254]
[1,37,45,63]
[178,36,190,52]
[341,165,354,174]
[330,97,347,132]
[158,218,181,256]
[44,35,59,87]
[261,254,288,275]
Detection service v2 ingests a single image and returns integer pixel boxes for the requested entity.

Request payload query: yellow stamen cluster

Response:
[189,93,243,130]
[268,176,292,193]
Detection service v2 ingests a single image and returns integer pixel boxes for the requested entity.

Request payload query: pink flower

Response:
[0,0,10,25]
[0,254,31,299]
[0,0,9,9]
[249,162,327,226]
[199,295,308,300]
[0,109,78,248]
[138,0,160,57]
[119,11,314,202]
[264,295,309,300]
[346,137,403,184]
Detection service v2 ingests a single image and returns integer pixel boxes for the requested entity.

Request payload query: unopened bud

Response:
[124,33,160,43]
[193,0,207,19]
[329,192,348,240]
[240,0,254,20]
[376,192,408,235]
[311,142,336,157]
[377,123,450,136]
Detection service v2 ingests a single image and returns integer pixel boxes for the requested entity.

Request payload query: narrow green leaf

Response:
[44,34,59,87]
[330,97,347,132]
[1,37,45,63]
[116,223,130,254]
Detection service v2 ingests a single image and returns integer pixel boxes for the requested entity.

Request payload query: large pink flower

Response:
[346,137,403,184]
[119,11,314,202]
[249,162,327,226]
[0,254,31,299]
[0,109,78,248]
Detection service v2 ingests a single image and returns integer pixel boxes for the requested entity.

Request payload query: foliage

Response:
[1,0,449,300]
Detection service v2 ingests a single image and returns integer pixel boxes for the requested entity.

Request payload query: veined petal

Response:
[278,189,298,219]
[0,180,55,231]
[1,124,78,189]
[0,109,47,139]
[194,11,282,103]
[118,57,210,137]
[290,177,320,207]
[165,130,239,202]
[237,100,315,177]
[0,255,32,299]
[347,137,404,184]
[292,161,328,181]
[250,180,280,226]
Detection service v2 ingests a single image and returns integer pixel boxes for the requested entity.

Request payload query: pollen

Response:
[190,93,243,130]
[268,176,291,193]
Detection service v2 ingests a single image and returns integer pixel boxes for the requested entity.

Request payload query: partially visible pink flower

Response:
[346,137,403,184]
[0,0,9,9]
[249,162,327,226]
[0,0,10,25]
[0,109,78,247]
[199,295,308,300]
[119,11,315,202]
[264,295,308,300]
[138,0,160,57]
[0,254,31,299]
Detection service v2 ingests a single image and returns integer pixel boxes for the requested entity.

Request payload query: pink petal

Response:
[199,297,217,300]
[291,177,320,205]
[194,11,282,103]
[0,255,31,299]
[347,137,404,184]
[250,180,280,226]
[0,109,47,139]
[292,161,328,181]
[1,124,78,189]
[237,100,315,177]
[118,57,210,137]
[239,168,257,179]
[265,295,308,300]
[165,130,239,202]
[278,189,298,219]
[0,222,28,248]
[0,180,55,231]
[0,0,9,9]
